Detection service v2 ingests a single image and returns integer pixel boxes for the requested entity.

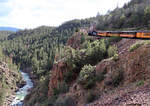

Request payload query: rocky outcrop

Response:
[66,32,84,49]
[88,44,150,106]
[48,40,150,106]
[0,61,22,106]
[48,61,69,97]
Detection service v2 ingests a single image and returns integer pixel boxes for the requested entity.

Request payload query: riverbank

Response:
[3,80,25,106]
[10,71,33,106]
[22,67,39,86]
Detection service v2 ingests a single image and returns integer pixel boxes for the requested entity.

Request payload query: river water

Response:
[10,71,33,106]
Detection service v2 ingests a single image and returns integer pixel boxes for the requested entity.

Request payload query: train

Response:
[88,30,150,39]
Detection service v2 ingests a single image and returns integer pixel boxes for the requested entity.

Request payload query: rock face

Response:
[0,61,22,106]
[48,60,88,105]
[66,32,84,49]
[48,38,150,106]
[87,44,150,106]
[48,61,68,96]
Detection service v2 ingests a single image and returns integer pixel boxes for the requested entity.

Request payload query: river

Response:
[10,71,33,106]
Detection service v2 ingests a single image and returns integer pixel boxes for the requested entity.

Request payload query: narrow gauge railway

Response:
[88,30,150,39]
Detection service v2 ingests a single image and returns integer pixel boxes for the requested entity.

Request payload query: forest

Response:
[0,0,150,105]
[0,19,93,81]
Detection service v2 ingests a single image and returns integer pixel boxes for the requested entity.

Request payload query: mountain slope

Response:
[0,31,13,41]
[1,0,150,106]
[0,48,22,106]
[96,0,150,30]
[24,0,150,105]
[1,19,93,83]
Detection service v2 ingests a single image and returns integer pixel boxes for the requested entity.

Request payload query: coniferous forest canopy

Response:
[0,19,93,80]
[0,0,150,105]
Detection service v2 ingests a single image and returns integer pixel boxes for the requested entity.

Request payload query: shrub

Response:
[112,69,124,87]
[86,40,107,64]
[78,64,96,89]
[129,42,144,52]
[107,45,118,58]
[83,78,96,89]
[112,54,119,61]
[46,95,58,106]
[144,41,150,45]
[62,40,107,83]
[53,82,69,96]
[95,70,106,82]
[64,70,75,83]
[104,69,124,87]
[136,80,144,86]
[54,96,76,106]
[81,34,85,44]
[78,64,95,84]
[86,90,97,103]
[108,36,122,43]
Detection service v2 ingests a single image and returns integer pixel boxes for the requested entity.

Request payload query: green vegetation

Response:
[105,69,124,87]
[24,76,50,105]
[0,31,13,41]
[95,68,107,83]
[1,19,92,81]
[107,36,122,43]
[96,0,150,30]
[78,64,95,84]
[78,64,95,89]
[1,0,150,105]
[0,47,21,105]
[86,90,97,103]
[129,42,144,52]
[59,38,119,89]
[136,80,144,86]
[53,82,69,96]
[107,45,118,58]
[0,88,6,106]
[112,54,119,61]
[112,69,124,87]
[54,96,76,106]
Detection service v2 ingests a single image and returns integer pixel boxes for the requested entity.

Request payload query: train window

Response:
[92,31,97,36]
[143,33,150,36]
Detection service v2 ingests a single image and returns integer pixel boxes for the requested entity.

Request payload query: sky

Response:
[0,0,131,29]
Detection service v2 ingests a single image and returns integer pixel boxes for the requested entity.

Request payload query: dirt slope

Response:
[47,32,150,106]
[88,42,150,106]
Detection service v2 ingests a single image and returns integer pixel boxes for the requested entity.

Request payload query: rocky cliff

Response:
[24,30,150,106]
[47,33,150,106]
[88,43,150,106]
[0,61,22,106]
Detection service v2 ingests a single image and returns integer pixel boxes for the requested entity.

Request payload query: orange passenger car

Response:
[88,30,150,39]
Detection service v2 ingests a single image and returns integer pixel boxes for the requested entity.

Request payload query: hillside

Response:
[23,0,150,105]
[88,41,150,106]
[0,0,150,106]
[96,0,150,30]
[24,30,150,106]
[0,31,13,41]
[0,48,23,106]
[0,19,93,84]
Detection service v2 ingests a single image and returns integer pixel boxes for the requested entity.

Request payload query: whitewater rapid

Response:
[10,71,33,106]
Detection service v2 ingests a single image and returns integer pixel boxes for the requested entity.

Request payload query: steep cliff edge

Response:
[24,30,150,106]
[0,61,22,106]
[88,43,150,106]
[47,33,150,106]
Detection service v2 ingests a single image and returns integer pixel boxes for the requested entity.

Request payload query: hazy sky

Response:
[0,0,131,29]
